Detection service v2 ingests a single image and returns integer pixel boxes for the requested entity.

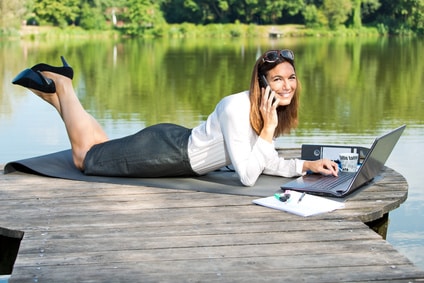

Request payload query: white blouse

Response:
[187,91,304,186]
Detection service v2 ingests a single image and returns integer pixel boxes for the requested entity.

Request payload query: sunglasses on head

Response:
[262,49,294,63]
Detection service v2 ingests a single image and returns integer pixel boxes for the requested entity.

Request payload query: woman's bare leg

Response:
[32,92,62,116]
[32,72,109,170]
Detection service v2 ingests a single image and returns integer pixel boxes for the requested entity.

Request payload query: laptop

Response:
[280,125,406,198]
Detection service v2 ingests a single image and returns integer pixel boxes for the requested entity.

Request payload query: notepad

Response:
[252,190,345,217]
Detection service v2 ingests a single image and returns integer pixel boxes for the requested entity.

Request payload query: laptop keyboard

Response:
[310,172,354,190]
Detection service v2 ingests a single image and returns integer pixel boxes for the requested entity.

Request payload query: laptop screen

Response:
[349,125,406,191]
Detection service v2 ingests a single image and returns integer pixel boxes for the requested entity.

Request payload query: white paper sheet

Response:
[252,190,345,217]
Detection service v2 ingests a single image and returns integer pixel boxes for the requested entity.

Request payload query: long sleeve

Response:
[216,92,304,186]
[188,91,304,187]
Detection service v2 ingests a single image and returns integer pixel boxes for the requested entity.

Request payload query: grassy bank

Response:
[9,23,382,41]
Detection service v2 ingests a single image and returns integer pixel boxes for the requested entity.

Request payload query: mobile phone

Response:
[259,74,276,103]
[259,74,269,88]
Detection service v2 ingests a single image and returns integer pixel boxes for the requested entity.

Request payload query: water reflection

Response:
[0,36,423,269]
[2,37,422,130]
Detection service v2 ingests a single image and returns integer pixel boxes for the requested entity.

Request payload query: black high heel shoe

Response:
[31,56,73,79]
[12,69,56,93]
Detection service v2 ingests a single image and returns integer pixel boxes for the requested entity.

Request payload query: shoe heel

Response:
[60,56,70,67]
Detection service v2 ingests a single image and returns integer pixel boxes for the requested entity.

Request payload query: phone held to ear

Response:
[259,74,269,88]
[259,74,276,103]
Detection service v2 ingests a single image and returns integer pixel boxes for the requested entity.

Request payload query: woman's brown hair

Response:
[249,50,301,138]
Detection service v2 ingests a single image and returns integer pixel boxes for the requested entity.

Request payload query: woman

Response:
[12,49,338,186]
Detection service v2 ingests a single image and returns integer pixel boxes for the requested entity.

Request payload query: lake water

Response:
[1,35,423,270]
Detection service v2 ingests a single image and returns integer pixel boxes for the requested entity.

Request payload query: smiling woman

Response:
[10,47,337,187]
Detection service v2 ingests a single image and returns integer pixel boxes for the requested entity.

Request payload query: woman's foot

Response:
[31,56,74,80]
[12,56,73,94]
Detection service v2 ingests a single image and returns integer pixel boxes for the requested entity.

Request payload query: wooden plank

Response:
[14,239,402,265]
[11,264,424,283]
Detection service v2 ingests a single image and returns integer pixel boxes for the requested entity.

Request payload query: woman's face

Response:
[266,61,297,107]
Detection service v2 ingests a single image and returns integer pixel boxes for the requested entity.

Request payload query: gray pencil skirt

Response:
[83,123,198,178]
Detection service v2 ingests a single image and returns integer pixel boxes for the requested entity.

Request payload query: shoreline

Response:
[6,23,385,40]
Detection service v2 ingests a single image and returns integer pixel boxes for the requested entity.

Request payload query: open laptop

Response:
[280,125,406,198]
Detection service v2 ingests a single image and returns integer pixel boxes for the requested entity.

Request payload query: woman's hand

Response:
[303,159,339,176]
[259,86,279,143]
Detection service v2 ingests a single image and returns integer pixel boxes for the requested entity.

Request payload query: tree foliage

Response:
[322,0,352,29]
[2,0,424,36]
[376,0,424,34]
[0,0,27,33]
[33,0,80,27]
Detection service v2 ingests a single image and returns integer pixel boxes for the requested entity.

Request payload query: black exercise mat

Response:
[4,150,292,197]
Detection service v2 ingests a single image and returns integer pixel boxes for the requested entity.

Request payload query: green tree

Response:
[1,0,30,33]
[322,0,352,29]
[161,0,204,23]
[79,1,107,30]
[125,0,166,36]
[410,0,424,33]
[261,0,289,23]
[8,0,424,36]
[196,0,238,23]
[351,0,380,29]
[283,0,306,16]
[352,0,362,28]
[394,0,423,33]
[376,0,424,34]
[33,0,80,27]
[303,4,328,27]
[162,0,305,24]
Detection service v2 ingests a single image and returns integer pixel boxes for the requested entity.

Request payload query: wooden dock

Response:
[1,149,424,282]
[269,31,284,38]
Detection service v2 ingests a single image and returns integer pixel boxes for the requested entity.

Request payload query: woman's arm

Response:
[217,93,303,186]
[217,93,338,186]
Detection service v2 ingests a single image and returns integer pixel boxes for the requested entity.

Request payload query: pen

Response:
[298,192,306,203]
